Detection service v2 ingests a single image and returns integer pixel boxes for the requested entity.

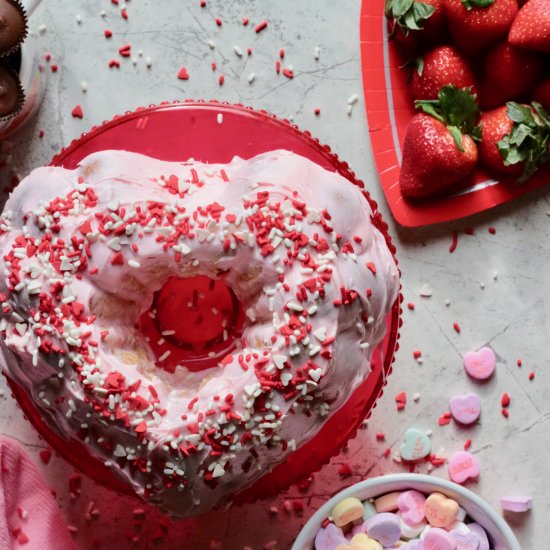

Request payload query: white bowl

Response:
[292,473,521,550]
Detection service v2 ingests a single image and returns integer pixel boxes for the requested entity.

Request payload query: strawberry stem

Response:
[386,0,436,36]
[497,102,550,183]
[415,85,481,151]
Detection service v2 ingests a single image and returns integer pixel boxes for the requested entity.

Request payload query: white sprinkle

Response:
[207,39,215,49]
[480,282,485,289]
[314,46,320,60]
[493,271,499,280]
[128,259,141,268]
[217,113,223,124]
[348,94,359,105]
[161,330,176,336]
[38,24,47,34]
[359,342,370,349]
[347,104,353,116]
[419,284,433,297]
[158,350,171,362]
[107,199,119,212]
[413,393,421,402]
[248,72,256,83]
[445,299,451,307]
[212,464,225,478]
[281,373,293,386]
[76,14,82,24]
[145,56,152,68]
[81,81,88,93]
[100,10,106,17]
[234,45,243,57]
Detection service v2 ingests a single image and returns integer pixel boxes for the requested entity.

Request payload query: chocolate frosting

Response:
[0,0,26,55]
[0,63,22,117]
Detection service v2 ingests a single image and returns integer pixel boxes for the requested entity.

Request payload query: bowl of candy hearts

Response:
[292,473,521,550]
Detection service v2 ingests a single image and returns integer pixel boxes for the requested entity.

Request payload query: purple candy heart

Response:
[314,523,347,550]
[449,393,481,425]
[365,512,401,546]
[467,523,490,550]
[451,529,481,550]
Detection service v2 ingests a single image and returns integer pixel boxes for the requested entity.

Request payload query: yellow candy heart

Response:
[350,533,383,550]
[331,497,364,527]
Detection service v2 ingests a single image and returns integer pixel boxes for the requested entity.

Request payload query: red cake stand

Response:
[6,101,402,509]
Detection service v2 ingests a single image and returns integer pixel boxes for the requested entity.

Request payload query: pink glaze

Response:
[0,150,399,516]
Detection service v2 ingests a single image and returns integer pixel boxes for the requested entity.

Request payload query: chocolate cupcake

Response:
[0,0,27,57]
[0,62,23,119]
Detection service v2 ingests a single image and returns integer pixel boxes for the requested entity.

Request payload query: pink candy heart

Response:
[397,490,426,525]
[449,393,481,425]
[448,451,480,484]
[463,347,496,380]
[450,529,482,550]
[424,527,457,550]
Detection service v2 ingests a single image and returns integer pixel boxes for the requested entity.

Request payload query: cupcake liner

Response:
[0,0,28,59]
[6,101,403,509]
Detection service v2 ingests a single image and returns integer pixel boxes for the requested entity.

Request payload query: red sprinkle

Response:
[383,448,391,458]
[375,432,385,441]
[282,68,294,79]
[449,230,458,253]
[218,74,224,86]
[501,408,509,418]
[517,359,522,367]
[395,391,406,412]
[413,350,422,359]
[488,226,496,234]
[215,17,222,26]
[464,439,472,450]
[38,130,44,139]
[314,108,321,116]
[279,48,285,59]
[39,449,52,464]
[108,59,120,68]
[242,17,249,26]
[71,105,84,119]
[501,392,510,407]
[50,64,58,73]
[407,302,415,310]
[453,322,461,334]
[121,8,128,19]
[464,227,474,235]
[438,411,452,426]
[104,29,113,38]
[366,262,377,275]
[200,0,206,6]
[177,66,189,80]
[255,20,268,33]
[118,44,131,57]
[338,463,352,478]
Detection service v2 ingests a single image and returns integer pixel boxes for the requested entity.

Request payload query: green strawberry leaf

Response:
[461,0,495,9]
[387,0,435,34]
[415,100,445,123]
[448,126,465,152]
[497,101,550,183]
[415,85,480,152]
[415,56,424,77]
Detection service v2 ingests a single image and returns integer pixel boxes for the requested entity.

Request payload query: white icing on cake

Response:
[0,149,399,516]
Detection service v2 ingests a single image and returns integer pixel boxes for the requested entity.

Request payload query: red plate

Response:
[5,101,402,508]
[360,0,550,227]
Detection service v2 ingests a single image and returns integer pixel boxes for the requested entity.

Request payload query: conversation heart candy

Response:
[400,429,431,461]
[332,497,365,527]
[425,493,459,528]
[315,522,348,549]
[449,393,481,425]
[400,515,427,538]
[500,495,532,512]
[398,490,427,524]
[349,533,383,550]
[467,523,490,550]
[463,347,496,380]
[450,529,480,550]
[365,512,402,546]
[400,541,426,549]
[448,451,480,484]
[374,491,400,512]
[424,527,457,550]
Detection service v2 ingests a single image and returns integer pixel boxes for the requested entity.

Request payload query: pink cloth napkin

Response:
[0,436,75,550]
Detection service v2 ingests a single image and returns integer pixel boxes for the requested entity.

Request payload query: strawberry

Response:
[509,0,550,53]
[411,46,478,101]
[494,102,550,181]
[479,107,524,175]
[444,0,518,53]
[533,78,550,111]
[480,41,544,109]
[400,85,481,199]
[385,0,446,44]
